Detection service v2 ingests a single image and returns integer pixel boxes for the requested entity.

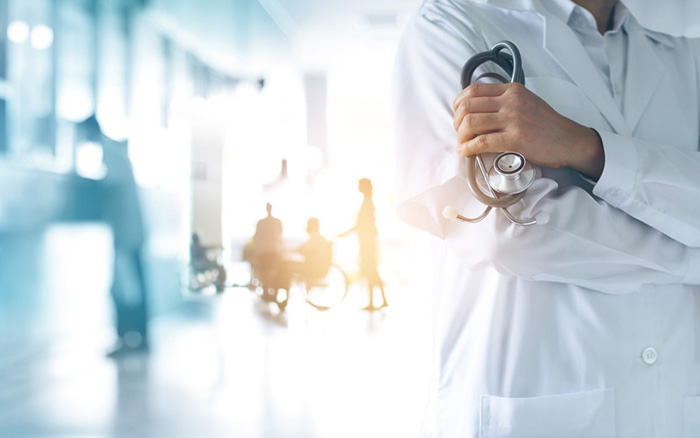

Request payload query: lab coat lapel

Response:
[623,20,665,133]
[537,8,632,136]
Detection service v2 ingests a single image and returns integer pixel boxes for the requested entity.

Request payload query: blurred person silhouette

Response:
[190,232,227,292]
[249,202,287,300]
[76,114,149,357]
[289,218,333,282]
[340,178,387,311]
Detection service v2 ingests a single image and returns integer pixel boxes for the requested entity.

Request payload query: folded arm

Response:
[394,9,700,294]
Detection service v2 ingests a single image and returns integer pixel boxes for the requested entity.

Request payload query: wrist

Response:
[570,126,605,180]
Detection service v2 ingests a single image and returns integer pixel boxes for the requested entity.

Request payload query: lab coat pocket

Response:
[526,77,605,130]
[479,388,615,438]
[684,396,700,437]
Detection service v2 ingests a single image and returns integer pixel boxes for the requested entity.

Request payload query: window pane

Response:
[7,0,55,159]
[56,0,95,122]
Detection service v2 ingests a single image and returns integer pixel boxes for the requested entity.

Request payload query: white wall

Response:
[191,102,225,247]
[625,0,700,37]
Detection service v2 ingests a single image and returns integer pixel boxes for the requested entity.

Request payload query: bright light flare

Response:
[30,24,54,50]
[305,146,324,171]
[75,141,107,180]
[7,21,30,44]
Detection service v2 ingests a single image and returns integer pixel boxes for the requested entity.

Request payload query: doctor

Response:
[394,0,700,437]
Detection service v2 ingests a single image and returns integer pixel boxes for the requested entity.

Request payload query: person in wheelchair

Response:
[190,232,227,291]
[292,218,332,285]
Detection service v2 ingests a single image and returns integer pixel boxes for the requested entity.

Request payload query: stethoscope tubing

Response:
[457,40,537,226]
[460,41,525,89]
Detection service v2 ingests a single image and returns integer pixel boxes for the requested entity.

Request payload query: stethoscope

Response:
[443,41,538,226]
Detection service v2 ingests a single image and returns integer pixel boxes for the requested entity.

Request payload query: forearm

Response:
[401,173,700,294]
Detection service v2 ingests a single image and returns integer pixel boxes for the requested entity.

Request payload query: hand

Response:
[453,82,604,180]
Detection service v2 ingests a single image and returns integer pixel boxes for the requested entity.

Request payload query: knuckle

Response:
[465,83,480,97]
[463,113,477,130]
[506,82,525,100]
[459,98,473,113]
[507,82,525,93]
[453,92,466,111]
[474,134,489,151]
[510,119,528,141]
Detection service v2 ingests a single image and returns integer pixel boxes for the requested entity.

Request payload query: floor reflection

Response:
[0,245,433,437]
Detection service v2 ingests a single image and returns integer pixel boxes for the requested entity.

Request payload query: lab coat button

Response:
[642,347,658,365]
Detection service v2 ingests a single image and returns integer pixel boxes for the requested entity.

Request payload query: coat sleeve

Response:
[393,8,700,295]
[593,129,700,248]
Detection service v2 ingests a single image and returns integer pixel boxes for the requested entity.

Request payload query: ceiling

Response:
[146,0,421,76]
[145,0,700,78]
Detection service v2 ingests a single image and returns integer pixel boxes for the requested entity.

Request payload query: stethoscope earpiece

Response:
[442,205,459,221]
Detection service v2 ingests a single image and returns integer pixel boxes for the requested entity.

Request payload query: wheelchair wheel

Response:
[303,264,349,310]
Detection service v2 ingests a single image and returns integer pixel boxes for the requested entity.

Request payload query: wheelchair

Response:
[186,248,227,294]
[249,253,349,311]
[299,262,349,310]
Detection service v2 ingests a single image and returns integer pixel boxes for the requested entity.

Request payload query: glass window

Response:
[0,0,8,153]
[56,0,95,122]
[6,0,56,161]
[96,0,129,139]
[0,0,7,81]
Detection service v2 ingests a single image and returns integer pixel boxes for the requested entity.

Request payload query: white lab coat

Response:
[394,0,700,437]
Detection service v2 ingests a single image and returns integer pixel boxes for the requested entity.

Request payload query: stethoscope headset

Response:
[443,41,538,226]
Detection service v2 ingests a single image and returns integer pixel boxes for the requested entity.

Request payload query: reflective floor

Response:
[0,226,433,438]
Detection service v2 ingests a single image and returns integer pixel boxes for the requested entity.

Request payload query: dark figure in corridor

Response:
[249,202,287,299]
[340,178,387,311]
[76,114,149,357]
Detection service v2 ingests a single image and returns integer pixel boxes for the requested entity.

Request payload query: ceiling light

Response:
[30,24,54,50]
[7,21,30,44]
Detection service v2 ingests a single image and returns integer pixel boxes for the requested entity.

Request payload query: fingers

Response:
[452,97,501,131]
[457,132,508,157]
[452,83,530,159]
[455,113,505,143]
[453,82,508,112]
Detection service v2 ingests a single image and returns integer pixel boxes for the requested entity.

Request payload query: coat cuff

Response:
[591,130,638,207]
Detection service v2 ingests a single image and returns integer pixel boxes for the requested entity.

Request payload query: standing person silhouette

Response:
[251,202,286,300]
[76,114,149,357]
[340,178,387,311]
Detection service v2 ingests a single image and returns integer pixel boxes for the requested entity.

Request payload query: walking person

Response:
[340,178,387,311]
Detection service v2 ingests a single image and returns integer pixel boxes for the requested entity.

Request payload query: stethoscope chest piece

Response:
[487,152,536,195]
[443,40,539,226]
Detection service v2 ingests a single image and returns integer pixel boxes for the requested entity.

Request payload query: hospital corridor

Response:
[2,0,700,437]
[0,224,432,437]
[0,0,435,436]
